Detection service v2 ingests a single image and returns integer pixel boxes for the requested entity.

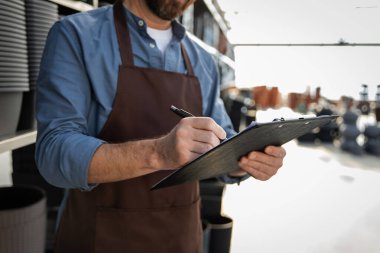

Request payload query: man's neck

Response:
[123,0,171,30]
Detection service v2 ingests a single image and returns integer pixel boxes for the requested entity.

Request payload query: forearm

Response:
[88,138,162,184]
[88,117,228,184]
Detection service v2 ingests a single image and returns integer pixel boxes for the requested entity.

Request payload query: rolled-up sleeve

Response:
[35,21,104,190]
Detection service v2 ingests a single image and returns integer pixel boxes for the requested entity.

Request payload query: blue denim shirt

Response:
[35,5,239,191]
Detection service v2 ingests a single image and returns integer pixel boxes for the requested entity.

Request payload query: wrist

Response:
[121,139,162,173]
[147,137,165,171]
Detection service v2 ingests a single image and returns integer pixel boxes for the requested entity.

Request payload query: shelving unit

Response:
[0,0,94,154]
[188,32,235,69]
[203,0,229,36]
[48,0,96,12]
[0,131,37,154]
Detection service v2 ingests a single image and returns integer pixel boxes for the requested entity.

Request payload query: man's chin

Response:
[145,0,191,21]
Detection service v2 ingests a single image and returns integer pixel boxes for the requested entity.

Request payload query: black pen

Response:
[170,105,194,118]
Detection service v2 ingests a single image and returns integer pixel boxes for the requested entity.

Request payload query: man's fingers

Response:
[183,117,226,140]
[239,157,278,178]
[238,146,287,181]
[247,151,283,168]
[238,161,273,181]
[264,146,286,158]
[189,141,215,155]
[190,128,221,148]
[168,118,226,168]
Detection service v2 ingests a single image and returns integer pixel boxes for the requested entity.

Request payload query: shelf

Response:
[187,32,235,69]
[203,0,229,36]
[47,0,96,12]
[0,131,37,153]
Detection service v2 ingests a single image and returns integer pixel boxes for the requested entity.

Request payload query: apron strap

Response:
[180,43,195,76]
[113,0,134,66]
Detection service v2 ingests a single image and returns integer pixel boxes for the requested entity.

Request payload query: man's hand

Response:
[155,117,226,170]
[231,146,286,181]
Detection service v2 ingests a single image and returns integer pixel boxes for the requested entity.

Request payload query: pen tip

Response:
[170,105,177,111]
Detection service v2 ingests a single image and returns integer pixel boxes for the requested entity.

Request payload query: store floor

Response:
[1,140,379,253]
[223,140,380,253]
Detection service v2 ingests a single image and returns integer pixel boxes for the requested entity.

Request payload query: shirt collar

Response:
[122,5,186,41]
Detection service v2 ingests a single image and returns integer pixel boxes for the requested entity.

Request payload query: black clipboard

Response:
[151,115,338,190]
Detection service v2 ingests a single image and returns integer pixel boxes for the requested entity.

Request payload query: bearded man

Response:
[35,0,286,252]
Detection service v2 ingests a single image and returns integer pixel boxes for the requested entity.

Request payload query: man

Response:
[36,0,286,252]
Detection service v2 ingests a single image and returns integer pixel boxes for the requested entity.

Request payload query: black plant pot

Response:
[206,215,233,253]
[200,178,226,218]
[202,220,211,253]
[200,178,225,198]
[375,106,380,123]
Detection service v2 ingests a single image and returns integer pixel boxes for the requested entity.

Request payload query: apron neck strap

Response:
[113,0,195,76]
[180,43,195,76]
[113,0,134,66]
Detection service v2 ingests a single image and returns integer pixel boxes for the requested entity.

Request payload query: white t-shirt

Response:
[147,26,173,53]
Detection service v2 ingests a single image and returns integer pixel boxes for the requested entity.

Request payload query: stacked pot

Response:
[0,0,58,136]
[0,0,29,137]
[26,0,58,89]
[17,0,59,131]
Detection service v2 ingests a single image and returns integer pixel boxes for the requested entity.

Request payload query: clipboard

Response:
[151,115,338,190]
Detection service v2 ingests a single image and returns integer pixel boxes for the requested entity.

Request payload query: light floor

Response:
[223,140,380,253]
[1,141,379,253]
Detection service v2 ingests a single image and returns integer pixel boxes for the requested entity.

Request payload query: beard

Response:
[144,0,193,21]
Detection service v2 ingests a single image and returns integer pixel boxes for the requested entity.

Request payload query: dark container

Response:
[200,179,233,253]
[202,220,211,253]
[207,215,233,253]
[376,106,380,123]
[200,178,225,218]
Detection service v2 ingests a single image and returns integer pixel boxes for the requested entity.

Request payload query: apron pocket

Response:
[94,198,202,253]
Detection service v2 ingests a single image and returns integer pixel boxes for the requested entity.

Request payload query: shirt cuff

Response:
[62,135,105,191]
[78,139,105,191]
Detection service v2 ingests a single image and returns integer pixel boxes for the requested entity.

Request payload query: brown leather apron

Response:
[54,1,203,252]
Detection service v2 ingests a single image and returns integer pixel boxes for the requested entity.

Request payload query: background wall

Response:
[234,46,380,100]
[217,0,380,100]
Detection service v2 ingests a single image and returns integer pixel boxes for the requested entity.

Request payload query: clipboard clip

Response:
[272,117,285,122]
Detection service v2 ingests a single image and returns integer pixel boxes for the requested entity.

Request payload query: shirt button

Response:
[138,20,144,26]
[149,43,155,48]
